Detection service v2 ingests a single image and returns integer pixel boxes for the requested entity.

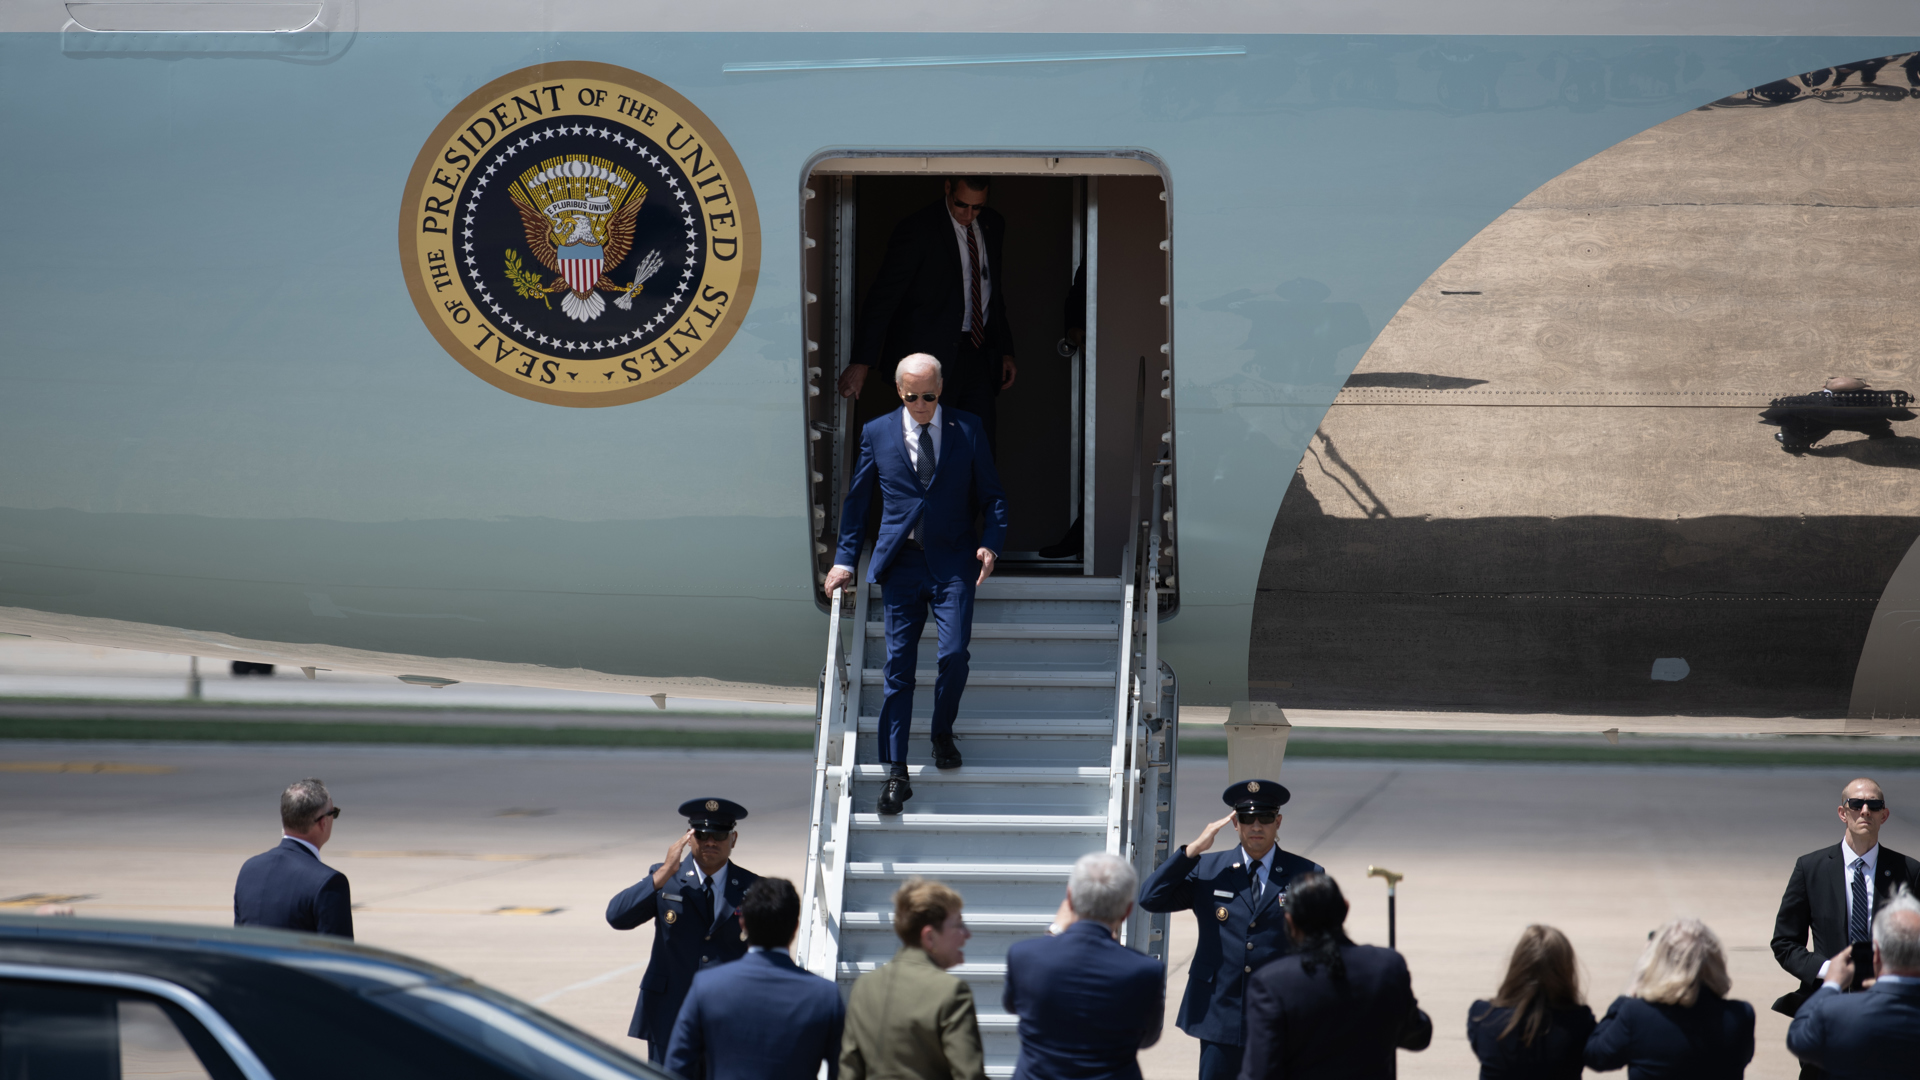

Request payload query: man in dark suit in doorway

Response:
[825,354,1009,814]
[1772,777,1920,1078]
[839,177,1018,449]
[233,777,353,939]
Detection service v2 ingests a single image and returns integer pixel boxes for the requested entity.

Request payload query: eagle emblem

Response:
[507,154,665,323]
[705,800,720,812]
[1247,781,1261,793]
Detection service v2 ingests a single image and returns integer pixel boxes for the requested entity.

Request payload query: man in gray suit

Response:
[1788,887,1920,1079]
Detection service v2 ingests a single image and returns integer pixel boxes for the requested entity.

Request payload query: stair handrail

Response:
[799,545,869,977]
[1106,358,1150,880]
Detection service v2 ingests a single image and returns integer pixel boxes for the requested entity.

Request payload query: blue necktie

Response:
[917,424,935,486]
[1851,858,1871,942]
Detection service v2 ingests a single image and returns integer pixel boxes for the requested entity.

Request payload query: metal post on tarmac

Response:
[1367,865,1404,949]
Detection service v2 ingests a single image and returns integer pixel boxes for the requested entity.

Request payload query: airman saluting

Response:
[1137,780,1322,1080]
[606,797,761,1064]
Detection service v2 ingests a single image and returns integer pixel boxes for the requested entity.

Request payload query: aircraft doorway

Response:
[800,154,1176,604]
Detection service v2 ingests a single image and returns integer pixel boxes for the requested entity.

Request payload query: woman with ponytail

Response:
[1238,873,1431,1080]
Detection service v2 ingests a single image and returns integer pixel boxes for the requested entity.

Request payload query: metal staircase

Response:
[799,374,1178,1076]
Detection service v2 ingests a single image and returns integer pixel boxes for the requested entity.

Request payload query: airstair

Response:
[798,397,1178,1077]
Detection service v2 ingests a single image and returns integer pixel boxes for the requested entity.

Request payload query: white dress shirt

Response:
[1819,838,1881,978]
[832,407,941,574]
[747,945,791,956]
[281,834,321,860]
[950,216,991,334]
[1846,839,1881,928]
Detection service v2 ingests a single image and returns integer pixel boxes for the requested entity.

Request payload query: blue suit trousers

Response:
[878,546,974,763]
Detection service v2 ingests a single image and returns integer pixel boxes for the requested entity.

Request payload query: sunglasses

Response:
[950,199,986,214]
[1846,798,1888,812]
[694,830,730,842]
[313,806,341,824]
[1236,812,1277,825]
[901,392,939,403]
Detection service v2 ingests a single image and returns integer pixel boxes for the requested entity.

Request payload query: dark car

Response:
[0,912,675,1080]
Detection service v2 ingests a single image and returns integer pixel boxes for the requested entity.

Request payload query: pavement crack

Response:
[1301,770,1399,858]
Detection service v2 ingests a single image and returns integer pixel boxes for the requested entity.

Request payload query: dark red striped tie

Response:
[965,223,985,350]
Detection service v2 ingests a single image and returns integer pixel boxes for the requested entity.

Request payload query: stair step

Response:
[867,622,1119,640]
[861,670,1116,687]
[851,765,1109,784]
[840,911,1055,929]
[846,861,1076,881]
[977,1013,1017,1033]
[972,577,1123,601]
[855,717,1112,735]
[840,960,1006,977]
[850,813,1106,832]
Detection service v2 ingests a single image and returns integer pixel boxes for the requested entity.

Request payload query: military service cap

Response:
[678,797,749,832]
[1222,779,1290,813]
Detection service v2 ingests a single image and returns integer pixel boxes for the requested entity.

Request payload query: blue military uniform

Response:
[606,797,761,1063]
[1137,779,1320,1080]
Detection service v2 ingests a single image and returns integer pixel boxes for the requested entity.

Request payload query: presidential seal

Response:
[400,62,759,407]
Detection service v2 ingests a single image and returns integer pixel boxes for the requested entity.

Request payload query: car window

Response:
[0,980,241,1080]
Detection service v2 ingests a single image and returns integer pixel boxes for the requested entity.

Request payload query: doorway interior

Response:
[800,154,1176,608]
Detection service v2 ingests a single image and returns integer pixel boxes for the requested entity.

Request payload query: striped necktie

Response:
[1850,858,1871,942]
[965,223,986,349]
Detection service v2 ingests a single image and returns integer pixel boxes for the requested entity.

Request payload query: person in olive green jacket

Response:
[841,877,988,1080]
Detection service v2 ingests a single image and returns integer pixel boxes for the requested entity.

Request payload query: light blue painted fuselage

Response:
[1,7,1914,703]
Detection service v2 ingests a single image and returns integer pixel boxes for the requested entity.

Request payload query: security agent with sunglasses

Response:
[1772,780,1920,1039]
[233,777,353,939]
[824,354,1009,815]
[839,177,1018,450]
[1138,780,1322,1080]
[606,797,763,1063]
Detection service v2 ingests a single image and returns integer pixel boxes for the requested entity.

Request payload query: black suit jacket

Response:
[852,200,1015,380]
[1771,842,1920,1013]
[1239,942,1431,1080]
[233,837,354,939]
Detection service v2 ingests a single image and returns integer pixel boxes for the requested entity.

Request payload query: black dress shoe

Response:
[877,776,913,816]
[931,735,963,770]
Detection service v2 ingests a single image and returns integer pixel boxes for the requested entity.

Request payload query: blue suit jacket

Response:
[1241,942,1431,1080]
[606,857,759,1042]
[665,949,845,1080]
[232,837,353,939]
[1787,979,1920,1079]
[834,407,1008,584]
[1137,845,1322,1045]
[1004,920,1165,1080]
[1584,993,1754,1079]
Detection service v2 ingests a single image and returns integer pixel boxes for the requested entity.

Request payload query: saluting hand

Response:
[651,829,695,888]
[1185,812,1236,857]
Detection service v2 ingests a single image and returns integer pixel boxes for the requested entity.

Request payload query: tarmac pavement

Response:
[2,739,1903,1079]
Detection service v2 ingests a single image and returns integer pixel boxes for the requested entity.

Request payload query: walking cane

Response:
[1367,866,1404,949]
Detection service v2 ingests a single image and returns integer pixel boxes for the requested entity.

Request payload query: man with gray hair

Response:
[233,777,353,939]
[1788,886,1920,1079]
[1003,852,1165,1080]
[826,352,1008,815]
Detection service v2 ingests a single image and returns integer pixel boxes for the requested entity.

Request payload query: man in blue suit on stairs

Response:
[666,877,844,1080]
[824,353,1009,815]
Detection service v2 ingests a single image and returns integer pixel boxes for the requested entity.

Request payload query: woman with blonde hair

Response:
[1585,918,1755,1078]
[1467,925,1595,1078]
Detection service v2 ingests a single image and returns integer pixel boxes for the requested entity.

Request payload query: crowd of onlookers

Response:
[662,860,1920,1080]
